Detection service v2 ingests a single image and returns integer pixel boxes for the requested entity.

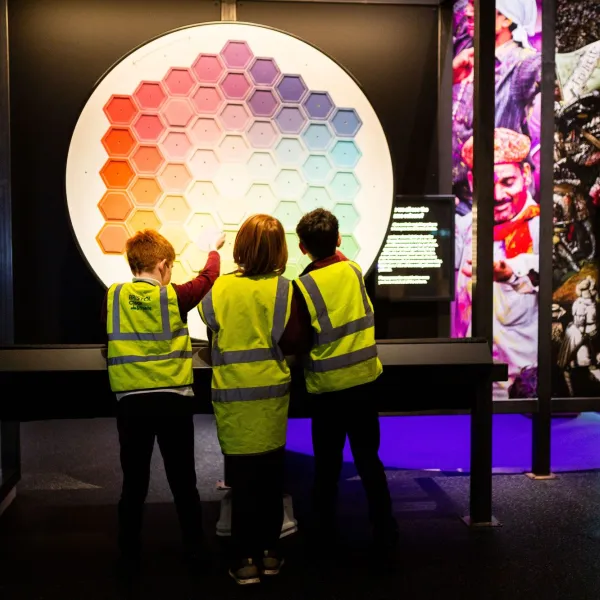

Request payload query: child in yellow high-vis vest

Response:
[293,209,399,560]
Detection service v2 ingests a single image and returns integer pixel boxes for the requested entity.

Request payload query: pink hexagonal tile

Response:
[190,86,224,115]
[220,40,254,69]
[134,81,167,111]
[159,163,193,193]
[246,120,279,149]
[218,103,251,132]
[160,131,193,161]
[188,149,220,180]
[189,117,223,148]
[163,67,196,96]
[161,97,195,128]
[132,113,166,143]
[192,53,225,84]
[219,72,252,101]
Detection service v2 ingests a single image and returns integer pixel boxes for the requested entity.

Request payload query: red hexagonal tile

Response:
[161,97,195,128]
[163,67,196,96]
[131,145,165,175]
[101,127,136,157]
[129,177,163,206]
[103,95,138,125]
[190,86,224,115]
[98,190,134,221]
[132,114,166,143]
[133,81,167,111]
[192,53,225,84]
[96,223,129,254]
[100,159,135,189]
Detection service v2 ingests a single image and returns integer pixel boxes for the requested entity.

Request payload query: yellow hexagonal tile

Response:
[159,223,190,254]
[127,209,162,234]
[181,242,208,273]
[158,195,192,223]
[171,260,192,285]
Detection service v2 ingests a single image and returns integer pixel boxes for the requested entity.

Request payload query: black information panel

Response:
[375,195,454,301]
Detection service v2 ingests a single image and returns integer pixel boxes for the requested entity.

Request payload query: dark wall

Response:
[9,0,442,343]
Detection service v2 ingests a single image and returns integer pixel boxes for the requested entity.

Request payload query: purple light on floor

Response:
[285,413,600,473]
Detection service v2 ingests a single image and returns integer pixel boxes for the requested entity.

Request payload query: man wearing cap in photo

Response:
[453,127,540,399]
[452,0,541,215]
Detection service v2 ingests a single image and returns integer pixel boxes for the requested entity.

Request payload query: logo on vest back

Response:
[128,294,152,311]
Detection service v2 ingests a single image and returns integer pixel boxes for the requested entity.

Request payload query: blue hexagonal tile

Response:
[276,75,307,103]
[274,137,308,166]
[274,201,304,231]
[273,169,306,200]
[330,108,362,137]
[300,186,335,213]
[333,203,360,233]
[329,140,362,168]
[302,155,333,184]
[302,123,334,151]
[275,106,307,134]
[328,172,360,201]
[303,92,335,120]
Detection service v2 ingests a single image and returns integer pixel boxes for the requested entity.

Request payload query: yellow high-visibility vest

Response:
[295,261,382,394]
[199,273,292,455]
[106,282,193,393]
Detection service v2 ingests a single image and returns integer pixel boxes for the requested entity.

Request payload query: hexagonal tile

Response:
[159,223,189,254]
[134,82,167,111]
[273,170,306,201]
[163,67,196,96]
[283,262,302,281]
[132,114,166,143]
[302,123,334,151]
[300,186,335,213]
[131,145,165,175]
[214,164,251,198]
[159,163,192,193]
[247,152,278,181]
[340,234,360,260]
[328,172,361,202]
[186,212,219,244]
[161,98,195,128]
[221,40,253,69]
[102,127,136,157]
[171,260,192,284]
[192,53,225,84]
[190,86,224,115]
[219,72,252,100]
[285,233,303,261]
[218,103,251,131]
[158,195,192,223]
[187,181,220,213]
[220,228,239,263]
[249,57,280,86]
[96,223,130,254]
[330,108,362,137]
[333,203,360,233]
[160,131,193,161]
[189,117,223,147]
[188,149,220,180]
[276,75,307,103]
[247,89,279,118]
[129,177,163,206]
[274,201,304,231]
[218,199,248,226]
[302,155,333,184]
[181,241,208,273]
[218,134,251,163]
[330,140,362,168]
[275,106,307,134]
[98,190,134,221]
[246,120,279,149]
[245,184,278,214]
[303,92,335,120]
[100,159,135,189]
[104,95,138,125]
[275,138,308,167]
[127,209,162,233]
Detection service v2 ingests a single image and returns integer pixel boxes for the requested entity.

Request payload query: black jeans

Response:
[224,447,285,562]
[310,382,396,535]
[116,392,203,555]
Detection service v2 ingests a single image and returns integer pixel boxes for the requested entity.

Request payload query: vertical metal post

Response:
[221,0,237,21]
[466,0,497,526]
[529,0,556,480]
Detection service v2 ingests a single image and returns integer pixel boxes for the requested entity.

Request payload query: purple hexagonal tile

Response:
[275,106,307,135]
[276,75,307,103]
[220,40,254,69]
[248,89,280,118]
[303,91,335,120]
[249,57,281,86]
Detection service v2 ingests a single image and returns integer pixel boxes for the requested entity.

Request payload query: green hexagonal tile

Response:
[340,234,360,260]
[273,169,306,201]
[274,137,308,167]
[328,172,360,202]
[273,201,303,231]
[333,203,360,233]
[300,186,334,213]
[285,233,303,261]
[302,155,333,184]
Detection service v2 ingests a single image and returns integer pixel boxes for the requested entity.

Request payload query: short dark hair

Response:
[296,209,339,260]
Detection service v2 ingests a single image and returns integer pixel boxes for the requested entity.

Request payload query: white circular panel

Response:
[66,22,394,340]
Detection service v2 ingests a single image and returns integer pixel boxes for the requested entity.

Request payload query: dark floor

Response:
[0,416,599,599]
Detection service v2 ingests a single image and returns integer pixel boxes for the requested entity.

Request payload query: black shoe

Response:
[260,550,284,576]
[229,558,261,585]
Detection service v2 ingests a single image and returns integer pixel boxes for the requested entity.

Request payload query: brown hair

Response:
[125,229,176,275]
[233,214,288,276]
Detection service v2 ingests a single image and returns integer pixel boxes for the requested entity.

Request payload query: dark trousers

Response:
[225,447,285,562]
[116,392,203,555]
[310,382,396,535]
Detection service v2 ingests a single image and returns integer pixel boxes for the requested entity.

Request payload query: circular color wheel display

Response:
[66,22,394,340]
